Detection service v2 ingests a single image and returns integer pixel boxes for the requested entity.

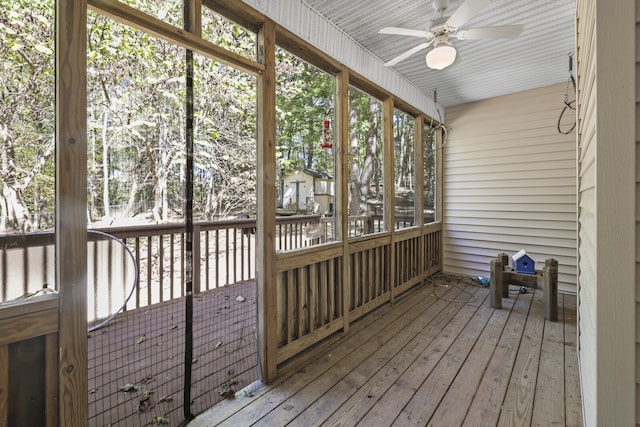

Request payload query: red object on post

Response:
[319,119,332,149]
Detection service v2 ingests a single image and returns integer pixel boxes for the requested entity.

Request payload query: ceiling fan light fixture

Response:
[426,41,457,70]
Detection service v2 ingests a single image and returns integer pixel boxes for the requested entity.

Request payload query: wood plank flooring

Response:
[88,280,258,426]
[191,273,582,426]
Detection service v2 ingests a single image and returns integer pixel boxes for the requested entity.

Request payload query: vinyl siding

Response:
[577,0,636,425]
[576,2,597,418]
[443,84,577,294]
[576,1,596,420]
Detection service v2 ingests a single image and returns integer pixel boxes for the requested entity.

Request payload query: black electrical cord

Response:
[429,104,449,149]
[557,55,576,135]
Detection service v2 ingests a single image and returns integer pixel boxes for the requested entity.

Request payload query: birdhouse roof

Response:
[512,249,532,262]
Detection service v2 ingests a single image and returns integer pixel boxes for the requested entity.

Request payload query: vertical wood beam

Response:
[414,116,425,278]
[500,252,510,298]
[45,333,58,427]
[415,116,424,228]
[543,258,558,322]
[188,0,201,37]
[56,0,88,424]
[436,127,444,269]
[0,344,7,426]
[335,70,350,333]
[490,258,503,309]
[383,97,395,303]
[256,18,277,383]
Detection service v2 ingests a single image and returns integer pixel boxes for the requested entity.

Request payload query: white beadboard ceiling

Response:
[297,0,576,108]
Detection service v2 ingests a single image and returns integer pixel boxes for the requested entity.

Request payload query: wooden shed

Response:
[280,168,334,214]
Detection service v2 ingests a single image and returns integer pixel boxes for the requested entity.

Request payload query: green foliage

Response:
[85,5,258,223]
[0,0,55,229]
[275,48,335,179]
[0,0,421,230]
[202,7,257,60]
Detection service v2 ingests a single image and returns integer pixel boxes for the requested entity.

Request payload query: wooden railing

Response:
[274,222,443,364]
[0,218,443,377]
[0,216,329,312]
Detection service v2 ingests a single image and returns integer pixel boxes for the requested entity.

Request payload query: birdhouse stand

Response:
[489,253,558,321]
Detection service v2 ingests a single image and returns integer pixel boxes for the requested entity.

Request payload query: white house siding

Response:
[443,84,577,294]
[576,0,596,422]
[576,0,636,425]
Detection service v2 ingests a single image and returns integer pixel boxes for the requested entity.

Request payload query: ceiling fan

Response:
[379,0,523,70]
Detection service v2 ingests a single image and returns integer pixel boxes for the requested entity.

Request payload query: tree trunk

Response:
[101,106,111,219]
[349,97,380,216]
[125,178,138,217]
[2,185,32,232]
[87,107,99,222]
[152,175,165,223]
[205,173,215,219]
[348,98,361,215]
[357,98,380,214]
[0,193,6,230]
[0,125,52,232]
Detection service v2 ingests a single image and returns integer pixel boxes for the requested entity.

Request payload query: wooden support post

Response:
[45,333,58,427]
[383,96,395,304]
[0,344,7,426]
[490,258,503,309]
[543,258,558,321]
[56,0,88,424]
[336,69,350,334]
[256,18,277,383]
[499,252,510,297]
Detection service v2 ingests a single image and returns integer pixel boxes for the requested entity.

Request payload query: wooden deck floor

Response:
[88,280,258,426]
[191,273,582,426]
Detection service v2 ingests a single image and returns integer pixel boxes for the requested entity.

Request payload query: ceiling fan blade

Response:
[456,25,524,40]
[384,42,432,66]
[446,0,491,29]
[379,27,430,38]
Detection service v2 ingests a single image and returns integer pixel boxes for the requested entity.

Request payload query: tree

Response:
[192,48,257,220]
[275,49,334,179]
[348,88,382,216]
[0,0,55,231]
[88,11,187,224]
[394,110,414,191]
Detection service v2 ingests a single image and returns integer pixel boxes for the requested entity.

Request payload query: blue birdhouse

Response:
[512,249,535,275]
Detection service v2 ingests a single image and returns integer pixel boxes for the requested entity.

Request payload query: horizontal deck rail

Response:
[274,222,443,364]
[0,217,443,371]
[0,215,355,311]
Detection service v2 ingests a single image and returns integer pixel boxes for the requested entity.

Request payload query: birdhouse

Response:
[512,249,535,275]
